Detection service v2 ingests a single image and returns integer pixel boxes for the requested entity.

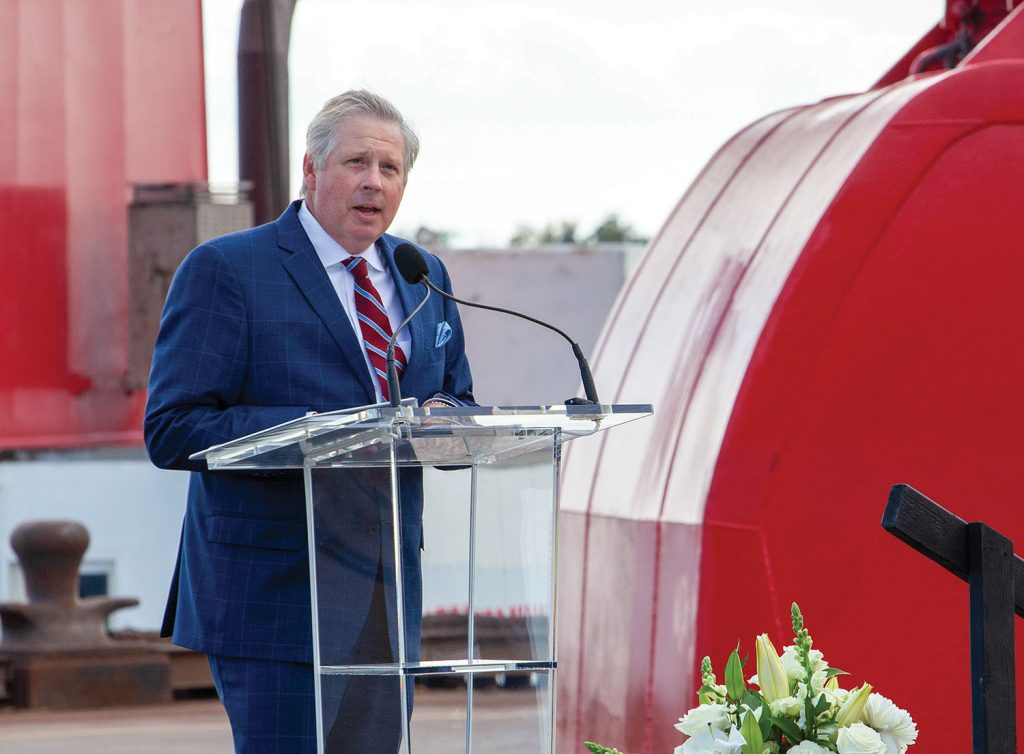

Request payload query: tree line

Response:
[410,213,648,249]
[510,214,647,246]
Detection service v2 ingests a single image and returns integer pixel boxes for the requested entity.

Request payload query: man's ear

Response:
[302,153,316,194]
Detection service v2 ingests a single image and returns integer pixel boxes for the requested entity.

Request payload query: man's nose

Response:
[361,165,384,190]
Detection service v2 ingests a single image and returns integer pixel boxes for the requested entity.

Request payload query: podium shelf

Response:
[319,659,556,677]
[193,404,653,470]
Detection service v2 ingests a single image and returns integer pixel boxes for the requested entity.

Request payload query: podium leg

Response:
[465,465,479,754]
[304,463,326,754]
[387,442,412,754]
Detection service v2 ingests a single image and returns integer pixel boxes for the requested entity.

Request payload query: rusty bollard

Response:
[0,520,171,708]
[0,520,138,649]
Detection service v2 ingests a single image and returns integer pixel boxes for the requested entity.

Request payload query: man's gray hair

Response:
[301,90,420,197]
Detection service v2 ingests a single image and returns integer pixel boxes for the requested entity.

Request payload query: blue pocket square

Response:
[435,321,453,348]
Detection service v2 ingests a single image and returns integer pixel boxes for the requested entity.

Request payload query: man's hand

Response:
[421,392,461,409]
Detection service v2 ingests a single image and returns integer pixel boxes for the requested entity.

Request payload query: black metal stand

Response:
[882,484,1021,754]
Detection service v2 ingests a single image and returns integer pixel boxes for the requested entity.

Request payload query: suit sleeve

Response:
[144,243,308,472]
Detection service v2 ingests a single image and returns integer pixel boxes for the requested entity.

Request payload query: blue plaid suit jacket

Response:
[144,201,473,663]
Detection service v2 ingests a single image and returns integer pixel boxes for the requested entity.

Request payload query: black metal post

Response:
[882,484,1021,754]
[967,522,1016,754]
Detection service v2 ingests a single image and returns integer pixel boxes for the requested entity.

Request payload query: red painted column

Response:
[0,0,206,449]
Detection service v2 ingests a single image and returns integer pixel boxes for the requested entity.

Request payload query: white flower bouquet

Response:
[585,603,917,754]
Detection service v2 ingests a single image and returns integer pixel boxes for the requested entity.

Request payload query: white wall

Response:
[442,245,640,406]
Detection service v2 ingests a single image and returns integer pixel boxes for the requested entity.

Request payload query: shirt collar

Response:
[298,201,383,271]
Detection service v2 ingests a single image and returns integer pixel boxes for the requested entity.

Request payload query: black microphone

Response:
[395,243,429,284]
[385,249,432,407]
[394,243,600,405]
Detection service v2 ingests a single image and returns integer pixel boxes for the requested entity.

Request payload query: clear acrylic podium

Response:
[194,403,651,754]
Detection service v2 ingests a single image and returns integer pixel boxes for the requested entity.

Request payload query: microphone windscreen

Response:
[395,243,430,284]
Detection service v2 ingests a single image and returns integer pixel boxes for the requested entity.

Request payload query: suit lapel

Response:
[379,236,431,378]
[276,203,376,401]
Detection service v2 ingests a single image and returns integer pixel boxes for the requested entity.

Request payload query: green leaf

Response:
[824,667,848,679]
[725,648,746,702]
[739,694,772,741]
[803,696,817,737]
[813,693,830,716]
[741,709,764,754]
[756,703,773,741]
[770,713,804,743]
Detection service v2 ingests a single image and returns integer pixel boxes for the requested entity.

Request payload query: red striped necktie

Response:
[343,255,406,401]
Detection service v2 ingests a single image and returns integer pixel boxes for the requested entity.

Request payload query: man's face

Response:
[302,116,407,252]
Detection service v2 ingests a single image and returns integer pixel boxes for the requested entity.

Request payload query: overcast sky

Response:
[203,0,941,247]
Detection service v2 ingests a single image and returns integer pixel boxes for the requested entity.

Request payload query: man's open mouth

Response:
[354,205,381,216]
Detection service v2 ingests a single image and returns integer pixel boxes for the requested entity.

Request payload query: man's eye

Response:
[348,158,363,165]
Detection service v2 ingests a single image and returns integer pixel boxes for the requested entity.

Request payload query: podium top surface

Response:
[191,403,652,470]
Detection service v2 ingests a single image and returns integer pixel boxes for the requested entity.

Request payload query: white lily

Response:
[755,633,790,703]
[836,683,873,727]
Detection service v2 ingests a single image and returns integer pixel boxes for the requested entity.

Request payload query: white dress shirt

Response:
[298,202,412,403]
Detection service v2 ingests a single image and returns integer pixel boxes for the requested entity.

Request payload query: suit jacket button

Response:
[368,523,380,535]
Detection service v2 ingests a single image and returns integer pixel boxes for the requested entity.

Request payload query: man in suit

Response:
[145,90,474,753]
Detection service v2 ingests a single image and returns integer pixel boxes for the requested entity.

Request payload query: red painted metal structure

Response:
[559,3,1024,752]
[0,1,207,449]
